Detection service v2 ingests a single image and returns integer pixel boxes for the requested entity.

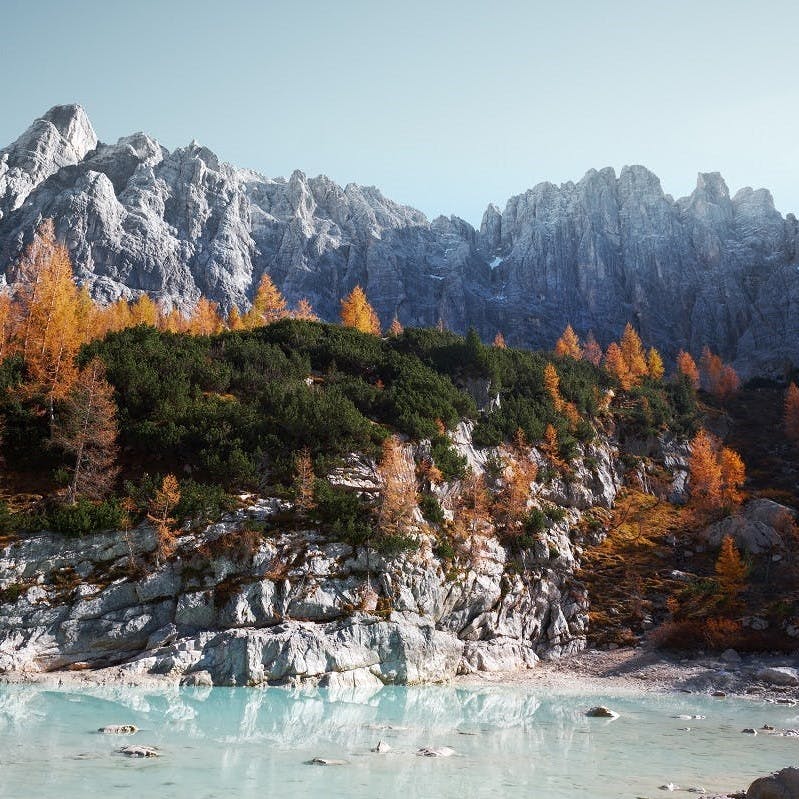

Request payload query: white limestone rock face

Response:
[1,107,798,374]
[0,434,616,684]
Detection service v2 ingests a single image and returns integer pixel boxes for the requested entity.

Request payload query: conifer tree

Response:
[493,331,507,349]
[646,347,665,380]
[187,298,223,335]
[227,305,244,331]
[719,446,746,508]
[148,474,181,566]
[785,382,799,440]
[242,273,287,329]
[676,349,700,389]
[604,342,632,390]
[292,448,316,519]
[581,331,603,366]
[388,316,404,337]
[544,362,564,412]
[377,435,416,537]
[340,285,381,335]
[554,324,582,359]
[293,298,318,321]
[14,219,83,422]
[715,534,748,601]
[689,429,722,512]
[620,323,648,381]
[129,294,159,327]
[53,357,119,504]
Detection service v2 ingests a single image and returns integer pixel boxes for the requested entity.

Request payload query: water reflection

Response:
[0,683,796,798]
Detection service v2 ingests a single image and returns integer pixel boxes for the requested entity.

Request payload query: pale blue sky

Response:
[2,0,797,224]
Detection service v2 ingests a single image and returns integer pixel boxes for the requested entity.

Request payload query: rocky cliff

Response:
[2,104,798,374]
[0,431,623,686]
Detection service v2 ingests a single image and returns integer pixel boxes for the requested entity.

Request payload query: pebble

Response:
[118,745,159,758]
[309,758,348,766]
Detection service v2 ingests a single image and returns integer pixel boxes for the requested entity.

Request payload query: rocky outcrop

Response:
[1,105,798,374]
[0,436,621,686]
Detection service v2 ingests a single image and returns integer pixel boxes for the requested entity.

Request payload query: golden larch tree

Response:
[715,534,748,601]
[719,446,746,508]
[52,357,119,504]
[676,349,700,389]
[620,323,648,382]
[293,298,318,321]
[581,331,603,366]
[14,219,83,421]
[340,285,381,335]
[700,347,739,400]
[688,429,722,512]
[541,423,565,470]
[0,293,14,361]
[496,429,538,537]
[129,294,159,327]
[554,324,582,359]
[543,362,564,412]
[388,316,404,337]
[227,305,244,331]
[492,331,507,349]
[646,347,665,380]
[292,447,316,519]
[242,273,287,329]
[187,298,223,335]
[784,382,799,440]
[148,474,181,566]
[377,435,417,537]
[604,342,632,390]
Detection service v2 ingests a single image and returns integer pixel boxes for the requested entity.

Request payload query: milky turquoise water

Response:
[0,682,797,798]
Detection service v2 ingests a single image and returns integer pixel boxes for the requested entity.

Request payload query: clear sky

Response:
[2,0,797,224]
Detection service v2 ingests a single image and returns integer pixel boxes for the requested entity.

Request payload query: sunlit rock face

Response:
[2,105,798,374]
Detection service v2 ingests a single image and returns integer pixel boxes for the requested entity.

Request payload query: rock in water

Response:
[586,706,619,718]
[98,724,138,735]
[746,767,799,798]
[308,758,348,766]
[118,745,159,758]
[371,741,391,753]
[416,747,456,758]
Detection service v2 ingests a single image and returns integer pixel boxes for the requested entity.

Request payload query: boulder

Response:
[586,706,618,718]
[747,767,799,799]
[98,724,137,735]
[756,667,799,686]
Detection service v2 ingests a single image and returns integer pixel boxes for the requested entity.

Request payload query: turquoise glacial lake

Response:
[0,682,796,798]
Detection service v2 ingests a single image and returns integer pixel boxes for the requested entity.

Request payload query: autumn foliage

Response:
[554,324,582,359]
[784,382,799,441]
[676,350,700,388]
[715,534,748,601]
[688,429,746,513]
[340,285,381,335]
[699,346,739,400]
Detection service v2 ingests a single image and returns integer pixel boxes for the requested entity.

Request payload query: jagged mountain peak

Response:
[0,104,797,375]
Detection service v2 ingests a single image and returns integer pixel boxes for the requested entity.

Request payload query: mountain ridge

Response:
[1,104,798,375]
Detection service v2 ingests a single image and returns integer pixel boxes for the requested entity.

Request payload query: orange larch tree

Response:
[377,435,417,538]
[700,347,739,400]
[148,474,181,566]
[129,294,159,327]
[53,357,120,504]
[620,323,648,382]
[340,285,381,335]
[785,382,799,440]
[13,220,83,422]
[581,331,603,366]
[646,347,665,380]
[719,446,746,508]
[604,342,632,390]
[227,305,244,331]
[242,273,287,329]
[715,534,748,601]
[293,298,319,321]
[187,298,223,335]
[676,349,700,389]
[292,447,316,519]
[543,362,564,412]
[388,316,404,337]
[688,429,722,512]
[554,324,582,359]
[493,331,507,349]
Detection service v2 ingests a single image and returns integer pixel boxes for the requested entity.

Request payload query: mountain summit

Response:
[1,105,797,374]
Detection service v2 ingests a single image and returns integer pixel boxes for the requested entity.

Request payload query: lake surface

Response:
[0,681,795,798]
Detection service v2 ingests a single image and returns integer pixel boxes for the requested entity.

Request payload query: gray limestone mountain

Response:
[1,104,798,374]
